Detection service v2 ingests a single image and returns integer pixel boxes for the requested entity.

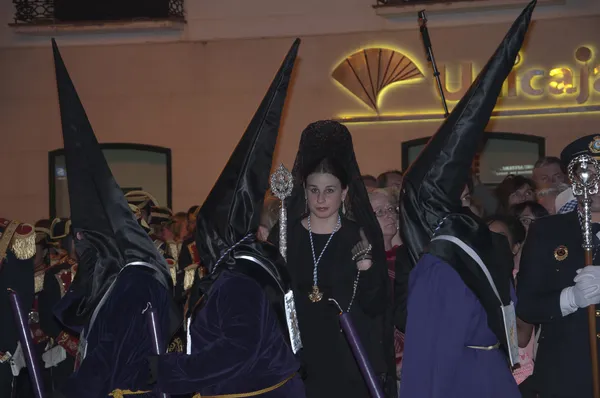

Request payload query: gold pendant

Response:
[309,286,323,303]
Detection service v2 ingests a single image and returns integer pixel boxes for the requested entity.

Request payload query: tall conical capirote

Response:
[195,39,300,272]
[52,38,167,269]
[399,0,536,266]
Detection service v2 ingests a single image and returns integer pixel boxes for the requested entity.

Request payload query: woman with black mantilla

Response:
[270,120,395,397]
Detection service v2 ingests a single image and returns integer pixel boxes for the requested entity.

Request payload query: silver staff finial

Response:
[270,163,293,260]
[568,154,600,249]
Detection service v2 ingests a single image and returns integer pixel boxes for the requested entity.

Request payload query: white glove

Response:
[574,266,600,292]
[560,266,600,316]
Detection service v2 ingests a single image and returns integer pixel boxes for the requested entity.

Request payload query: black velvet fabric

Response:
[60,267,173,397]
[156,271,303,397]
[396,1,535,355]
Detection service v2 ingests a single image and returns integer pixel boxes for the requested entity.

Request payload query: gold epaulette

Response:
[184,263,199,291]
[0,220,36,262]
[11,223,36,260]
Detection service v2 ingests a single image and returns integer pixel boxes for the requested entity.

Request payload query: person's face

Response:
[508,184,535,206]
[460,185,472,208]
[517,206,535,234]
[257,225,269,242]
[172,219,188,240]
[488,220,520,256]
[384,173,403,189]
[161,225,175,241]
[187,214,197,234]
[370,194,398,238]
[532,163,566,189]
[305,172,347,220]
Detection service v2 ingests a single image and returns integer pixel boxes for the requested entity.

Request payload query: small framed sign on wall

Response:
[49,143,172,219]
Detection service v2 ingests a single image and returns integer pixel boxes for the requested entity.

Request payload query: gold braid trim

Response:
[167,337,184,353]
[184,264,199,291]
[167,241,181,262]
[109,389,150,398]
[34,272,45,293]
[0,221,19,262]
[192,373,295,398]
[169,266,177,287]
[11,224,36,260]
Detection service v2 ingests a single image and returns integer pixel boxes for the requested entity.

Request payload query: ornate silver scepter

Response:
[269,163,302,354]
[270,163,294,260]
[568,154,600,398]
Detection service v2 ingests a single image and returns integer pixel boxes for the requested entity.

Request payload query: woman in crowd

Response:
[271,120,395,397]
[511,200,550,234]
[170,212,188,242]
[495,175,536,214]
[368,188,404,389]
[487,214,536,397]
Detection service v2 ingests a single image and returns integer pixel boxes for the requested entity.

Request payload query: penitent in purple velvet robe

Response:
[155,270,305,397]
[59,266,172,398]
[399,254,519,398]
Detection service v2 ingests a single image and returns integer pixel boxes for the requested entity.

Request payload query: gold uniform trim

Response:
[50,218,72,240]
[109,390,150,398]
[34,272,45,294]
[184,264,199,291]
[11,228,36,260]
[169,266,177,287]
[108,374,295,398]
[0,221,19,263]
[554,245,568,261]
[192,373,295,398]
[1,221,36,261]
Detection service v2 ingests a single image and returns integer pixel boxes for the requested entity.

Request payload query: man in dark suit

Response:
[517,134,600,398]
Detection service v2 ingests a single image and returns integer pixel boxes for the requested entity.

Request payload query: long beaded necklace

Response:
[307,214,341,303]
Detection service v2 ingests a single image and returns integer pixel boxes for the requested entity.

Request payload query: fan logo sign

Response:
[333,45,600,123]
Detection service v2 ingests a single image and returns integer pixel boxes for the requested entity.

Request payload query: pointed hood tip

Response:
[53,39,165,268]
[196,39,300,270]
[399,0,536,265]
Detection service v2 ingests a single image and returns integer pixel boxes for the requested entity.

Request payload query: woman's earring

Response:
[305,196,308,213]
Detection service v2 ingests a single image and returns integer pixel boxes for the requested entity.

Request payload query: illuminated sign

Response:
[334,45,600,123]
[494,164,534,176]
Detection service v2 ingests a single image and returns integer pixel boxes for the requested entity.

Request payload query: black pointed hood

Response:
[52,39,172,325]
[399,1,536,266]
[195,39,300,272]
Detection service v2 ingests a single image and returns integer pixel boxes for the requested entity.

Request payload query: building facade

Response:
[0,0,599,221]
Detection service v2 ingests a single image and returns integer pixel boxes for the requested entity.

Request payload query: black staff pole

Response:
[418,10,450,118]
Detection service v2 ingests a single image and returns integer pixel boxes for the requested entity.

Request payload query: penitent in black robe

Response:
[57,266,173,398]
[154,270,305,397]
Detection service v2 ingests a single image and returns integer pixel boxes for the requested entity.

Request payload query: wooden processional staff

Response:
[569,154,600,398]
